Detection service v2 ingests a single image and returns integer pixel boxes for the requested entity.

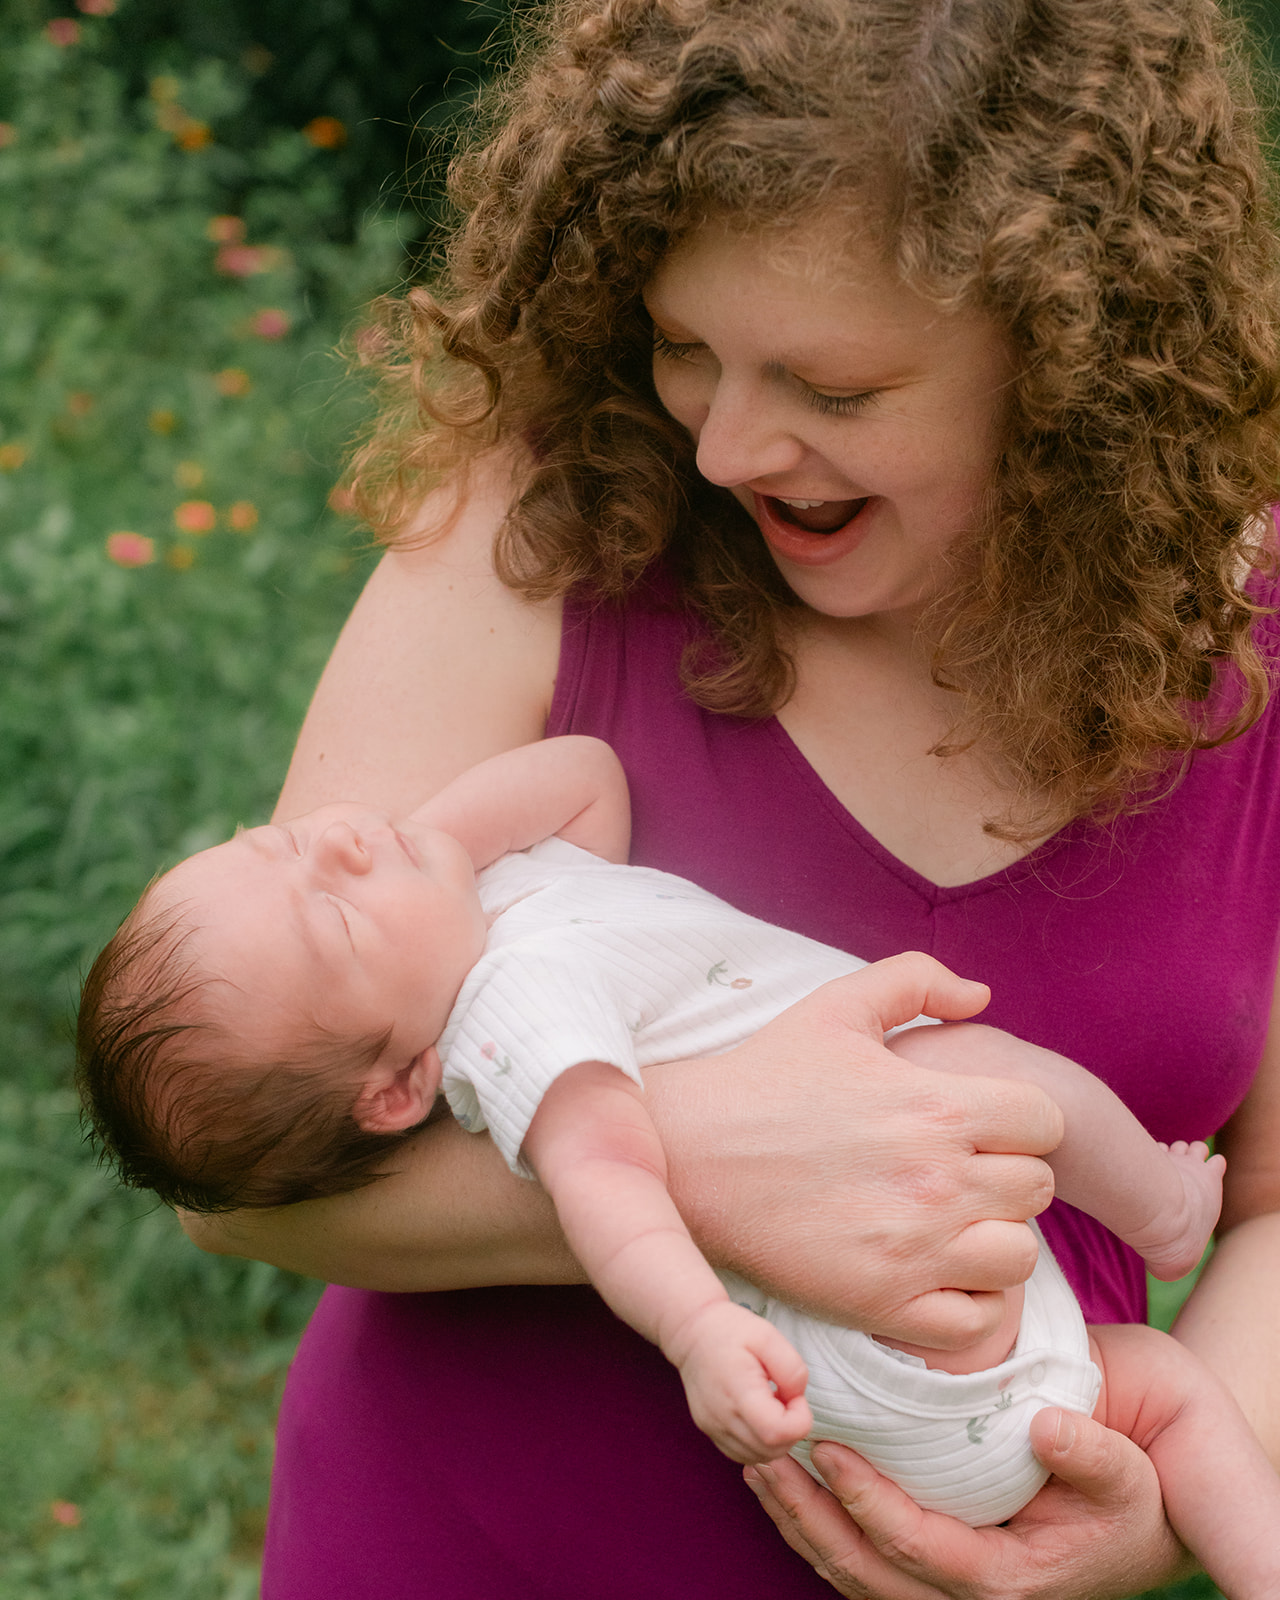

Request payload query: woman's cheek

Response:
[651,363,705,437]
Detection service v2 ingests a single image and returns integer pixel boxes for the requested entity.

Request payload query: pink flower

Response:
[50,1500,81,1527]
[215,244,276,278]
[250,308,290,340]
[173,500,216,534]
[228,500,258,532]
[106,532,155,567]
[45,18,80,45]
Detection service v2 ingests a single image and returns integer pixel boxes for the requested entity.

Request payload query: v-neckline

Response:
[762,714,1074,903]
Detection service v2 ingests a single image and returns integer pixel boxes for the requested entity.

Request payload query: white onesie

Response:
[440,839,1101,1526]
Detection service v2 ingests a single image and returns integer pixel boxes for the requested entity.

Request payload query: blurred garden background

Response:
[1,1,1278,1596]
[0,0,514,1593]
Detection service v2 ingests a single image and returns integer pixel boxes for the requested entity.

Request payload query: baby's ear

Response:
[353,1046,441,1134]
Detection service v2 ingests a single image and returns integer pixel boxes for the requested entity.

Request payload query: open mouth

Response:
[766,496,869,533]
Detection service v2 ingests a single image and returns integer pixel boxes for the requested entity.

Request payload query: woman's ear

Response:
[353,1046,442,1133]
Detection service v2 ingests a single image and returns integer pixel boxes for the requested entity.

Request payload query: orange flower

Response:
[206,215,245,245]
[0,124,16,149]
[0,443,29,471]
[148,408,177,434]
[303,116,347,150]
[228,500,259,532]
[66,391,93,416]
[45,18,80,45]
[174,460,204,490]
[250,308,290,340]
[173,500,216,534]
[166,545,196,570]
[176,120,212,151]
[214,368,251,397]
[50,1500,81,1527]
[105,532,155,568]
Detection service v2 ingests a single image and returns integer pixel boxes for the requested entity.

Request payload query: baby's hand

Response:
[673,1300,812,1464]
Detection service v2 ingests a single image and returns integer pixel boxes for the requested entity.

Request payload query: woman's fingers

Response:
[1026,1407,1159,1513]
[744,1453,951,1600]
[807,952,993,1036]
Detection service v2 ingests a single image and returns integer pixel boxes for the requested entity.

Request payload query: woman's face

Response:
[643,219,1014,623]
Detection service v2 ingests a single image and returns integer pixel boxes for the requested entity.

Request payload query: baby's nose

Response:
[317,820,372,874]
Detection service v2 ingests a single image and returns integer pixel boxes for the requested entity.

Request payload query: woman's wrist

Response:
[181,1116,586,1292]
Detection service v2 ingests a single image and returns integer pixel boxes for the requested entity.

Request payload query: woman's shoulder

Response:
[275,453,563,818]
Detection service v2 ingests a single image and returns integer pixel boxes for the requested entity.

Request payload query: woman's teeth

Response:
[770,494,868,533]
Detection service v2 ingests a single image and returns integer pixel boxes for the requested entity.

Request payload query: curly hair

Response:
[349,0,1280,836]
[75,899,419,1212]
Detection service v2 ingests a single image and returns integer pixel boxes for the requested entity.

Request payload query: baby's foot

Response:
[1128,1142,1226,1282]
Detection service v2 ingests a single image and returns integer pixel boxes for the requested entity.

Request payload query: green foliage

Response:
[0,15,401,1595]
[0,0,519,240]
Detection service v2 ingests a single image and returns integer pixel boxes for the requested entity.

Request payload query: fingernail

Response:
[1052,1411,1076,1453]
[743,1468,764,1495]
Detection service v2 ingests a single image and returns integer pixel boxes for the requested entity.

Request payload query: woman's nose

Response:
[694,378,806,489]
[314,821,372,875]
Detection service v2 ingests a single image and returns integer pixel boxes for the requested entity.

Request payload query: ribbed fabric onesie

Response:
[262,567,1280,1600]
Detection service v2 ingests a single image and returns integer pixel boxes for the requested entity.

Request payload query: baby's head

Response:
[76,804,488,1212]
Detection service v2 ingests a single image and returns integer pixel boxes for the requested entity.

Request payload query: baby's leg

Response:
[888,1023,1223,1279]
[1091,1322,1280,1599]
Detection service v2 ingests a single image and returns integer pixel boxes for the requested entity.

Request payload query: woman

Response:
[188,1,1280,1594]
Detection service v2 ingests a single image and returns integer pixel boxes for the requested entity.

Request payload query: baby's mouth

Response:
[766,496,869,533]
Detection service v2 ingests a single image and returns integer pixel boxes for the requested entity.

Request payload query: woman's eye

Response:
[651,329,704,363]
[803,388,876,418]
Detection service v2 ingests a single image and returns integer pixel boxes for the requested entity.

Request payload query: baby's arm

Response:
[521,1061,813,1464]
[1090,1321,1280,1599]
[407,736,630,869]
[889,1023,1224,1281]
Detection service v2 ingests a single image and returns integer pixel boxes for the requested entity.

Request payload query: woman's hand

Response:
[651,952,1065,1349]
[184,952,1059,1319]
[742,1410,1191,1600]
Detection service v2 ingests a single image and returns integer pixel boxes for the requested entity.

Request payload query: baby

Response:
[78,736,1280,1594]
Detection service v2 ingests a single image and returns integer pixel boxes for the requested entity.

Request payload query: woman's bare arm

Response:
[275,457,562,823]
[1172,954,1280,1467]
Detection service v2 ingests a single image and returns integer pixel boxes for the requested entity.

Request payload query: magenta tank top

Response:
[263,568,1280,1600]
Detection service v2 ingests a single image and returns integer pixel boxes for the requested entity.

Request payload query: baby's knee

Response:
[888,1019,1013,1075]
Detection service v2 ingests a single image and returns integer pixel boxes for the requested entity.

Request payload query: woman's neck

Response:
[777,612,1051,887]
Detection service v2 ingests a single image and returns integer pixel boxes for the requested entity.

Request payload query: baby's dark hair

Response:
[76,893,427,1212]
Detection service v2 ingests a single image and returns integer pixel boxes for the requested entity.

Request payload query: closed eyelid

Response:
[651,327,705,360]
[325,894,356,950]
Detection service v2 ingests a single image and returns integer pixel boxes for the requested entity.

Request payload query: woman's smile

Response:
[644,219,1014,621]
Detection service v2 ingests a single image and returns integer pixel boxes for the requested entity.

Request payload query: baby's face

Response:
[154,803,488,1066]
